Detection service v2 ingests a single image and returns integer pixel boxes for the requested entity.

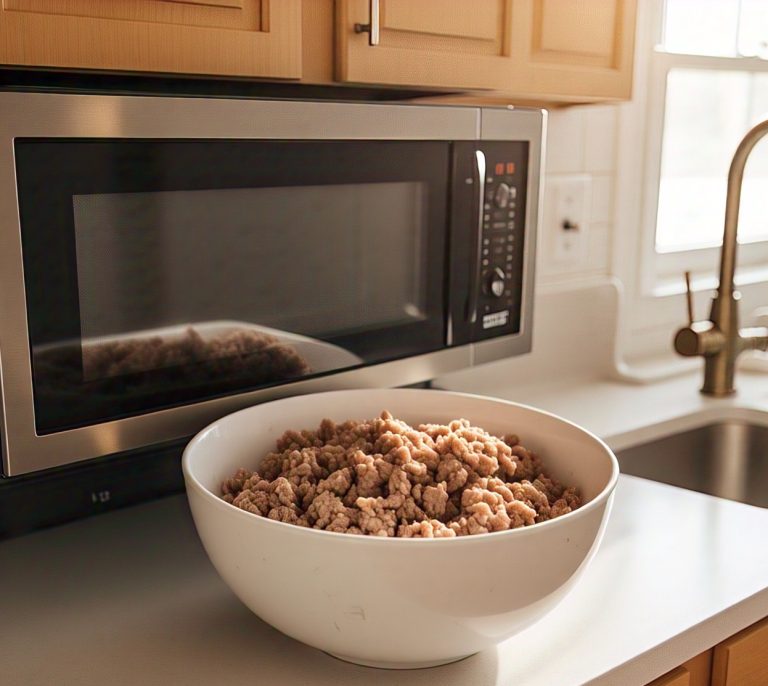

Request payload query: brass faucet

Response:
[674,119,768,396]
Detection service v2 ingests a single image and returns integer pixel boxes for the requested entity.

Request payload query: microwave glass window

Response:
[73,182,428,372]
[16,139,449,432]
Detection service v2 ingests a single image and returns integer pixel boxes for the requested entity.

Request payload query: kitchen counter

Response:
[440,365,768,452]
[3,370,768,685]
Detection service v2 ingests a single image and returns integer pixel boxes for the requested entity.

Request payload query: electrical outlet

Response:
[544,175,592,265]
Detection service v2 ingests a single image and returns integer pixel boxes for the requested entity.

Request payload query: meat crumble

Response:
[221,411,581,537]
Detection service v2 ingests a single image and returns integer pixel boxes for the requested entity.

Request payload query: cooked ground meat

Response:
[222,411,581,537]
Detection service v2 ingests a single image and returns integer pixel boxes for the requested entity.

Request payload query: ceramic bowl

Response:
[182,389,618,669]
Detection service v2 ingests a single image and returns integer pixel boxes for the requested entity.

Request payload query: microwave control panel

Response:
[471,142,529,342]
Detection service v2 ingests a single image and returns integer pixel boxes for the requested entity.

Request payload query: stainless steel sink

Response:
[616,422,768,508]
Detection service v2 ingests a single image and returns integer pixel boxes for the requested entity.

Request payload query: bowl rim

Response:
[182,388,619,545]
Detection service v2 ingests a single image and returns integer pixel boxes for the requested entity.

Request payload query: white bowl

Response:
[182,389,618,669]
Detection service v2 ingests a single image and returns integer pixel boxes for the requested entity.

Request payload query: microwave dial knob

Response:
[494,183,512,208]
[484,267,506,298]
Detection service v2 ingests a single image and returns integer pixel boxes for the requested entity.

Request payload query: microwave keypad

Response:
[449,139,529,346]
[481,173,518,315]
[471,142,528,341]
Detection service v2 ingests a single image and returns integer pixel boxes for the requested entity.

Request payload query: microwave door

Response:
[15,138,453,434]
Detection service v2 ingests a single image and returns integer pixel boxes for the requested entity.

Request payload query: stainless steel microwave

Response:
[0,92,544,476]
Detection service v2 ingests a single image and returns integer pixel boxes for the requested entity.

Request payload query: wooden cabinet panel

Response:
[336,0,523,90]
[712,616,768,686]
[0,0,301,78]
[382,0,499,41]
[647,666,690,686]
[645,649,712,686]
[3,0,260,31]
[684,650,714,686]
[337,0,636,102]
[533,0,619,67]
[163,0,244,8]
[509,0,636,100]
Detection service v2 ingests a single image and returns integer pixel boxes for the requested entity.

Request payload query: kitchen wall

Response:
[538,104,620,288]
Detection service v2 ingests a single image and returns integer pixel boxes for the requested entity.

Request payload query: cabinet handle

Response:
[354,0,380,46]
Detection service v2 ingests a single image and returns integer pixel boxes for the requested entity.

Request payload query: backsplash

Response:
[539,104,619,287]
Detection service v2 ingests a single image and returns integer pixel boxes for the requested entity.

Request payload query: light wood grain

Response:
[5,0,259,31]
[507,0,636,100]
[643,649,712,686]
[535,0,617,64]
[712,616,768,686]
[0,0,302,78]
[336,0,519,90]
[647,666,690,686]
[382,0,498,41]
[683,650,713,686]
[161,0,243,9]
[336,0,636,102]
[300,0,333,83]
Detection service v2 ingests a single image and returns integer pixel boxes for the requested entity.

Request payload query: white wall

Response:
[538,104,621,287]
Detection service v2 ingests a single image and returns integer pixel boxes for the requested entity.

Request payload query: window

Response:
[643,0,768,285]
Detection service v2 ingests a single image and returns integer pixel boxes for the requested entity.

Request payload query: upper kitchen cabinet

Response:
[0,0,302,79]
[509,0,636,101]
[336,0,637,103]
[335,0,522,91]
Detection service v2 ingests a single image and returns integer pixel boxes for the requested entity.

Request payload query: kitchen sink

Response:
[616,421,768,508]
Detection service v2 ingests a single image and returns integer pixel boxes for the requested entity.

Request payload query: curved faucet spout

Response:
[674,117,768,396]
[720,118,768,297]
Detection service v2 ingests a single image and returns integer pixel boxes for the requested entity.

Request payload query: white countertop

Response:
[3,370,768,685]
[439,366,768,451]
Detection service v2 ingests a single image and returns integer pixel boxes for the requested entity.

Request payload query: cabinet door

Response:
[647,667,690,686]
[336,0,522,90]
[510,0,636,100]
[646,651,712,686]
[712,617,768,686]
[0,0,301,78]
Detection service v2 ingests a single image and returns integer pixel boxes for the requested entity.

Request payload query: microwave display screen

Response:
[16,139,449,433]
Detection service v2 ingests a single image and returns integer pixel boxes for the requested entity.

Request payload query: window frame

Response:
[613,0,768,361]
[641,47,768,295]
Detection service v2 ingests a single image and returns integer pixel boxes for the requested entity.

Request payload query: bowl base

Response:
[325,651,476,670]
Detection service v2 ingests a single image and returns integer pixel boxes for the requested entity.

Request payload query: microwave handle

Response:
[468,149,486,324]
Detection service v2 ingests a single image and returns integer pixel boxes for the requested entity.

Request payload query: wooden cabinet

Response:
[336,0,636,102]
[0,0,302,79]
[711,617,768,686]
[647,616,768,686]
[509,0,636,100]
[648,667,691,686]
[0,0,636,104]
[648,651,713,686]
[335,0,523,91]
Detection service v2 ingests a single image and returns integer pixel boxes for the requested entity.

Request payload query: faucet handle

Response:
[675,270,726,357]
[684,270,694,325]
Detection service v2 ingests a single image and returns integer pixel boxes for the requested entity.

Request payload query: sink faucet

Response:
[674,118,768,396]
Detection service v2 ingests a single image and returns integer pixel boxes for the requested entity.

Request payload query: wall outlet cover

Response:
[543,174,592,266]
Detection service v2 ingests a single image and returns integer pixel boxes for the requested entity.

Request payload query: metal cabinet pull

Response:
[354,0,380,46]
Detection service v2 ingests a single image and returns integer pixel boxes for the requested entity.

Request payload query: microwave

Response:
[0,92,544,477]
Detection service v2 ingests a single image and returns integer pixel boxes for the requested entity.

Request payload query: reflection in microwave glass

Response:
[34,326,315,394]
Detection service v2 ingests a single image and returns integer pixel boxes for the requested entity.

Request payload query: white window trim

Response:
[642,50,768,292]
[612,0,768,363]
